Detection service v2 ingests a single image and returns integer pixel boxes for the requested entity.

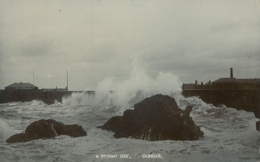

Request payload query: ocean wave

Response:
[0,118,17,141]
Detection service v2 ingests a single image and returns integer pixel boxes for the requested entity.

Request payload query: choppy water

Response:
[0,92,259,162]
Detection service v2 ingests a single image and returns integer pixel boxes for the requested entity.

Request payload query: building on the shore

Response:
[5,82,38,91]
[4,82,68,91]
[182,68,260,90]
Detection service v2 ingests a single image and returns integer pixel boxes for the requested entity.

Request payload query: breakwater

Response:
[0,90,94,105]
[182,89,260,118]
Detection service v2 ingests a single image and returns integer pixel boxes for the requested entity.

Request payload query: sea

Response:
[0,70,259,162]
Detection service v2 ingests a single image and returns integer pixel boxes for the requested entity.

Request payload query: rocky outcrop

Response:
[6,119,87,143]
[99,94,203,141]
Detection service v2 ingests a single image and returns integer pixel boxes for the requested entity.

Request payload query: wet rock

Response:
[99,94,203,141]
[6,119,87,143]
[5,133,27,143]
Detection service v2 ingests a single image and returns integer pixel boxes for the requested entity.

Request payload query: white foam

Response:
[0,118,17,140]
[63,59,182,111]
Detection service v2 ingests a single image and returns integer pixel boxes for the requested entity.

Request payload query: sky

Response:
[0,0,260,91]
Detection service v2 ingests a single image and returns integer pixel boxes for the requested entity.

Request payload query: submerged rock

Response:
[99,94,203,141]
[6,119,87,143]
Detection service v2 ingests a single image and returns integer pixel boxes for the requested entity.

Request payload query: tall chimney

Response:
[67,71,68,90]
[230,68,233,78]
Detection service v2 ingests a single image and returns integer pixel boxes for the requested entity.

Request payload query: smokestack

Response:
[230,68,233,78]
[67,71,68,90]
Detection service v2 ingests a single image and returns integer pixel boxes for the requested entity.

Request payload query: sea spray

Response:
[63,59,182,111]
[1,95,259,161]
[0,118,17,140]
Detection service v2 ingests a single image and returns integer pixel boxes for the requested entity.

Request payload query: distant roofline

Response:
[212,78,242,83]
[5,82,38,88]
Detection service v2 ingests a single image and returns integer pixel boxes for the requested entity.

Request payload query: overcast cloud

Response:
[0,0,260,90]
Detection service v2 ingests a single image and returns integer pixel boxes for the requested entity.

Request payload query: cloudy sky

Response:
[0,0,260,91]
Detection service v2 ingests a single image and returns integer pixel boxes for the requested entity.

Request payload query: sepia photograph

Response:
[0,0,260,161]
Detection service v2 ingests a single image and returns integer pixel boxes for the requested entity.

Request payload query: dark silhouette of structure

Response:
[182,68,260,90]
[0,71,83,104]
[1,82,71,104]
[182,68,260,118]
[5,82,39,91]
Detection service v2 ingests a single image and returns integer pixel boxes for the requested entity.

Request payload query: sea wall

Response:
[0,90,94,104]
[182,89,260,118]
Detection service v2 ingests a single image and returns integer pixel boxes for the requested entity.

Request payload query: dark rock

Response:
[6,119,87,143]
[99,94,204,141]
[256,121,260,132]
[6,133,27,143]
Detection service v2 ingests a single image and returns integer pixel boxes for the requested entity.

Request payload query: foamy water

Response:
[0,94,259,162]
[0,68,260,161]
